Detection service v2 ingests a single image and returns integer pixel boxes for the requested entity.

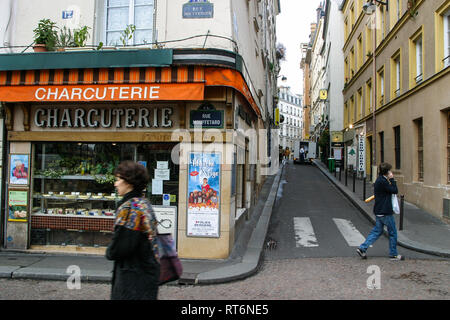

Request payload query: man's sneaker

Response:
[356,248,367,259]
[389,255,405,261]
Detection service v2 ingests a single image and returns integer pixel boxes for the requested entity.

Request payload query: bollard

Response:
[352,170,356,192]
[399,195,404,230]
[345,168,348,186]
[339,167,342,181]
[363,177,366,200]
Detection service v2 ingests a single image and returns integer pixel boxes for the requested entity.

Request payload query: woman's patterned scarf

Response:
[114,197,158,239]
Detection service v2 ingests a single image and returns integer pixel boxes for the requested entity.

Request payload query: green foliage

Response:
[33,19,58,51]
[56,26,75,48]
[73,26,91,47]
[120,24,136,46]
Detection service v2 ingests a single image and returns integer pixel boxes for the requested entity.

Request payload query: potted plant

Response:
[56,26,75,51]
[74,26,90,47]
[33,19,58,52]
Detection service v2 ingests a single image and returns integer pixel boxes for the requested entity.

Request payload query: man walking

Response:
[357,162,405,260]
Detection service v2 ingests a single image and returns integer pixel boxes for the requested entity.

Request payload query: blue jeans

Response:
[360,215,398,256]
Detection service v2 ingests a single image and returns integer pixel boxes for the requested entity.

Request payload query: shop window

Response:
[31,142,178,247]
[105,0,154,46]
[447,112,450,184]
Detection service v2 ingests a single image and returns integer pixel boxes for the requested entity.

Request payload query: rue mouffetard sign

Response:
[183,0,214,19]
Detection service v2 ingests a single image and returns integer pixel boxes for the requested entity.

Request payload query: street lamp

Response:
[363,0,388,182]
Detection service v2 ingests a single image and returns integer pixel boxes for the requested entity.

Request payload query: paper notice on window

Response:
[155,169,170,180]
[157,161,169,169]
[152,179,163,195]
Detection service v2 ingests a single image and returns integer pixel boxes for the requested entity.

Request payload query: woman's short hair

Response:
[378,162,392,176]
[114,160,149,192]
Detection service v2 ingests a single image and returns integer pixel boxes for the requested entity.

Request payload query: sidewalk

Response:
[0,165,284,285]
[313,159,450,258]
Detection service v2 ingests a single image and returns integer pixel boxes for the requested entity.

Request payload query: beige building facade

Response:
[341,0,450,221]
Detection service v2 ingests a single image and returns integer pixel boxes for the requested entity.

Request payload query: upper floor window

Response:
[106,0,154,46]
[409,28,423,87]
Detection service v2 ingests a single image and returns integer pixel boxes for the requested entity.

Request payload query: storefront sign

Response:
[33,106,174,129]
[187,152,221,238]
[183,0,214,19]
[0,83,204,102]
[9,154,29,186]
[347,145,357,168]
[358,135,366,173]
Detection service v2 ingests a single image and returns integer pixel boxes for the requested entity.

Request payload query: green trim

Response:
[0,49,173,71]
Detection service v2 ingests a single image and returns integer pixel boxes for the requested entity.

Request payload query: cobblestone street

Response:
[1,257,448,300]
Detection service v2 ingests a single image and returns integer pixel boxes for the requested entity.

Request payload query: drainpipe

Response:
[3,0,16,53]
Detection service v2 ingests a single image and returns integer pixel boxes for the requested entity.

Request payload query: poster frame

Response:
[8,153,30,186]
[186,151,221,238]
[7,189,29,223]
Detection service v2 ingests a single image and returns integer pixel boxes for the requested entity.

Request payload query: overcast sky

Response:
[276,0,323,96]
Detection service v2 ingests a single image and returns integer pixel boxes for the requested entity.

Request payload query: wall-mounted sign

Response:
[33,106,174,129]
[358,135,366,173]
[9,154,29,186]
[187,152,221,238]
[153,205,178,248]
[238,105,252,126]
[190,103,224,128]
[183,0,214,19]
[320,89,328,101]
[8,190,28,222]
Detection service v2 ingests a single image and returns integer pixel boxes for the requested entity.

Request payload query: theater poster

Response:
[187,152,221,237]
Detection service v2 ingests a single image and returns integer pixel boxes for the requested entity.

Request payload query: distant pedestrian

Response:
[356,162,404,261]
[106,160,160,300]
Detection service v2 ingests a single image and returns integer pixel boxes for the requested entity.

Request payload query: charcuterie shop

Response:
[0,49,263,259]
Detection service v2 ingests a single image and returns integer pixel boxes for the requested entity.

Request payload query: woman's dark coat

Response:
[106,191,160,300]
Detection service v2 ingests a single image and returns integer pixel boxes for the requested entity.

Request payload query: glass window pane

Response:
[108,0,129,7]
[107,7,128,31]
[134,29,153,45]
[135,5,154,28]
[106,31,122,46]
[135,0,153,5]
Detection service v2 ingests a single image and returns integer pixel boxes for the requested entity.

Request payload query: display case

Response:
[30,142,179,247]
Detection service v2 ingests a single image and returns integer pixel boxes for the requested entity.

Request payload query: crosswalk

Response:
[293,217,368,248]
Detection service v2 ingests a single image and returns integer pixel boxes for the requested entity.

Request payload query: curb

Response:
[196,165,284,284]
[313,160,450,258]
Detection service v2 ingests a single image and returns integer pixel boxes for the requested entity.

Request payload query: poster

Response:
[8,190,28,222]
[152,179,163,195]
[187,152,221,237]
[9,154,29,186]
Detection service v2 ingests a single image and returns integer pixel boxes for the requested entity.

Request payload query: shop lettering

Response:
[34,86,160,101]
[34,107,173,129]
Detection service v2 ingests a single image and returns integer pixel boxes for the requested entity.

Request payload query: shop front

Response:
[0,49,263,259]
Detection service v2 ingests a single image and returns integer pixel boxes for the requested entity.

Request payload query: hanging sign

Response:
[187,152,221,237]
[358,135,366,173]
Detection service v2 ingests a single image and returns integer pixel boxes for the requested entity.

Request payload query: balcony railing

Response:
[415,73,423,84]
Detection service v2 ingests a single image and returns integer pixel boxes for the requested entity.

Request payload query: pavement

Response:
[1,159,449,286]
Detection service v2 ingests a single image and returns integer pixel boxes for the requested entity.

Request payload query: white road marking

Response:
[293,217,319,247]
[333,218,366,247]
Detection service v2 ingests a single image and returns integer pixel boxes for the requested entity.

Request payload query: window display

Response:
[30,142,179,247]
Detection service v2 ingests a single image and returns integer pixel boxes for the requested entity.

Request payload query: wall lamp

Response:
[363,0,389,14]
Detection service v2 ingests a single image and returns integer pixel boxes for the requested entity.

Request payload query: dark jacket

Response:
[106,193,160,300]
[373,175,398,216]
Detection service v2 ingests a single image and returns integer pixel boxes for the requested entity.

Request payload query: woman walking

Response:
[106,161,160,300]
[357,162,404,261]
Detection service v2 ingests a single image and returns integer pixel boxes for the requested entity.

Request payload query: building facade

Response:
[278,86,302,154]
[0,0,282,257]
[341,0,450,221]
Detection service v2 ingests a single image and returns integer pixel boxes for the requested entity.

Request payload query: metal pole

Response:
[345,168,348,186]
[339,166,342,181]
[352,170,356,193]
[399,195,404,230]
[363,176,366,200]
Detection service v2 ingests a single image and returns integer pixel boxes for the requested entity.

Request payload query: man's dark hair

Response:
[114,160,149,192]
[378,162,392,176]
